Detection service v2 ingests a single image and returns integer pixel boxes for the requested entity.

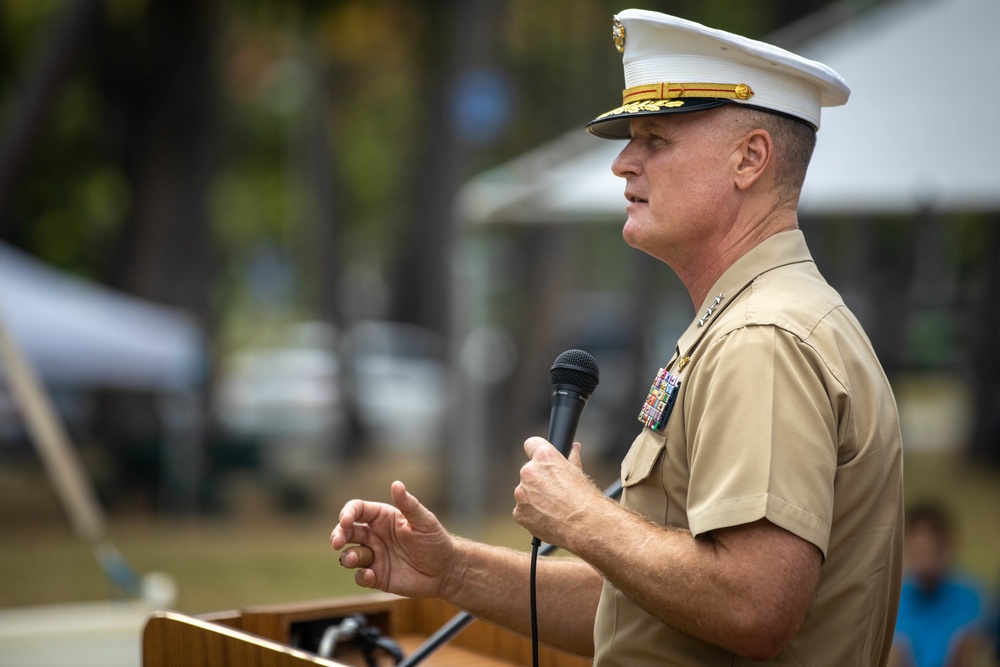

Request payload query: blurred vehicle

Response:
[213,320,448,459]
[341,320,448,454]
[213,322,344,443]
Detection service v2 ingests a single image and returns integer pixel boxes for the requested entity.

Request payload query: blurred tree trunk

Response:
[494,226,582,503]
[93,0,220,512]
[388,0,505,338]
[968,217,1000,466]
[0,0,103,230]
[297,47,345,328]
[862,218,913,377]
[295,35,371,460]
[101,0,219,326]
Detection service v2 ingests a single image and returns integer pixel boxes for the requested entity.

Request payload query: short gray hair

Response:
[726,105,817,195]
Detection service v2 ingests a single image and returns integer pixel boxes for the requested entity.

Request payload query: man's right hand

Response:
[330,480,457,599]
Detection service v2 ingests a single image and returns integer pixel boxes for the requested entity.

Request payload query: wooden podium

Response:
[142,593,591,667]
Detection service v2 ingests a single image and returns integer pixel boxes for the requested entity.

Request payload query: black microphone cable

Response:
[530,534,543,667]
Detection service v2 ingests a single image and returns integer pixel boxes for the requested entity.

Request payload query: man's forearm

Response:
[441,538,602,657]
[566,503,821,661]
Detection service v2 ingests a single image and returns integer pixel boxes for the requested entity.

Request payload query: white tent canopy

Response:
[457,0,1000,225]
[0,243,205,391]
[800,0,1000,213]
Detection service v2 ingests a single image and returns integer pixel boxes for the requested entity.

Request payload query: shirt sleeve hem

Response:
[688,493,831,557]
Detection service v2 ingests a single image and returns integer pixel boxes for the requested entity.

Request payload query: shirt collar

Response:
[672,230,814,366]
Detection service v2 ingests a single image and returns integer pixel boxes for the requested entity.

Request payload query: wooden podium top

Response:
[144,612,349,667]
[143,593,591,667]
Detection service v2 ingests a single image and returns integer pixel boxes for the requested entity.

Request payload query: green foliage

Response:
[0,0,868,319]
[0,0,65,62]
[2,69,122,275]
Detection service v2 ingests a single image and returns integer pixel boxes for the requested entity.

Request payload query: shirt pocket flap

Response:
[621,429,667,487]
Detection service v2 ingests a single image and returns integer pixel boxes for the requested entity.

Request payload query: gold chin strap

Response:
[622,82,754,103]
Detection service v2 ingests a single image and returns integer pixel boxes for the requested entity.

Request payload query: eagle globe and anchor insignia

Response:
[612,16,625,53]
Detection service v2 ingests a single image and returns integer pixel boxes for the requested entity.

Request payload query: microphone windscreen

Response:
[550,349,600,396]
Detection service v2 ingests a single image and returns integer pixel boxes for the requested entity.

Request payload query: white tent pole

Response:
[0,312,140,594]
[0,316,106,542]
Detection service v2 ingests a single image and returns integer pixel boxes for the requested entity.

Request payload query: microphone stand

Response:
[396,478,624,667]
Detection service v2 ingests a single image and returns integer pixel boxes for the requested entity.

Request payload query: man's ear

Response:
[734,129,773,191]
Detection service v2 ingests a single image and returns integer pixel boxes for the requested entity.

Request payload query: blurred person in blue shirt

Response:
[891,501,989,667]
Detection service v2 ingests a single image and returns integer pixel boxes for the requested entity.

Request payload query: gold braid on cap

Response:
[593,82,755,121]
[622,82,754,103]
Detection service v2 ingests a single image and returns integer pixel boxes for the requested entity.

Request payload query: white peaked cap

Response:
[587,9,850,139]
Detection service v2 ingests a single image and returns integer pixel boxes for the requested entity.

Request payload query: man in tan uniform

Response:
[332,9,903,665]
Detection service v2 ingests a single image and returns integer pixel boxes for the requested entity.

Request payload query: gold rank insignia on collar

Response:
[697,293,724,327]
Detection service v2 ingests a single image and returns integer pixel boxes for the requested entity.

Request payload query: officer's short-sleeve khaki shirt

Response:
[593,231,903,666]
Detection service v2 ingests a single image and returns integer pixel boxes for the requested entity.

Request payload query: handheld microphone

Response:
[529,349,600,667]
[546,349,600,456]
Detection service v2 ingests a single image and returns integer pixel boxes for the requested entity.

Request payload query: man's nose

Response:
[611,141,640,178]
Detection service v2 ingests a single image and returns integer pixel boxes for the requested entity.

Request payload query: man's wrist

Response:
[437,535,471,602]
[565,492,628,561]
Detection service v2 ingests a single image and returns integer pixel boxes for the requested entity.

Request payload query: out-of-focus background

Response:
[1,0,999,665]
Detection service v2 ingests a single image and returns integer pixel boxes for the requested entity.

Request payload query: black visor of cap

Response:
[586,98,728,139]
